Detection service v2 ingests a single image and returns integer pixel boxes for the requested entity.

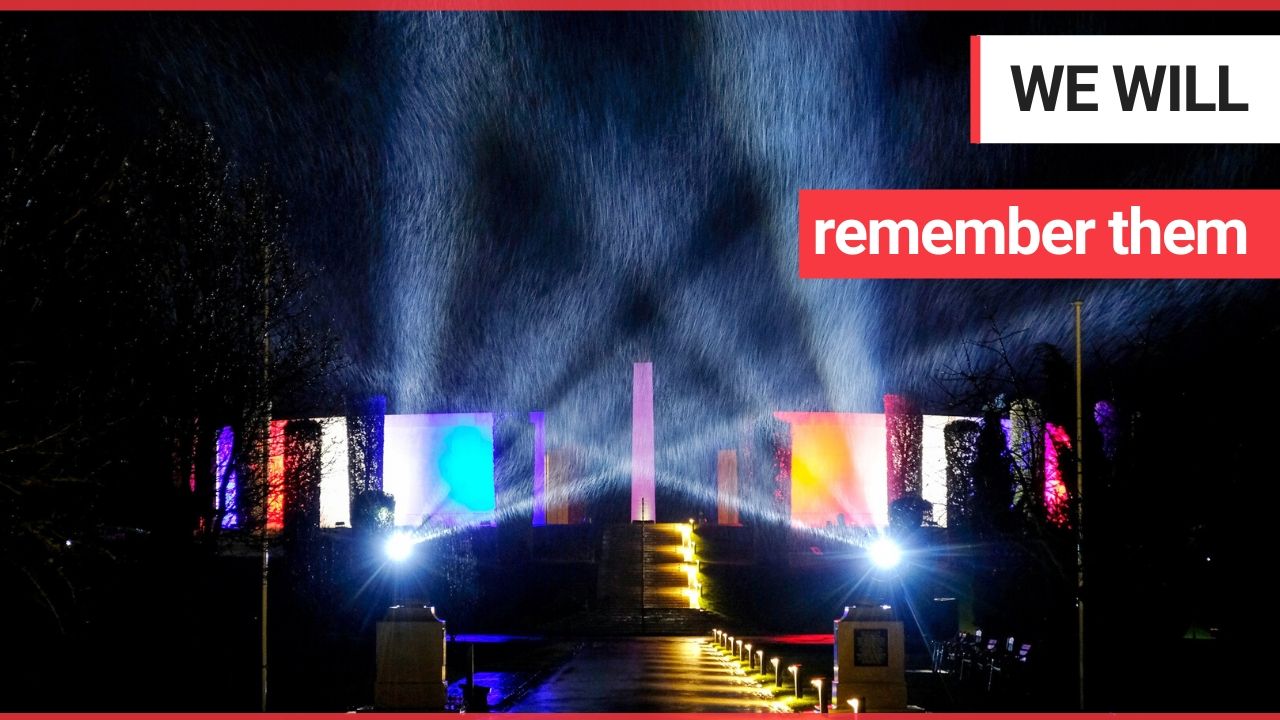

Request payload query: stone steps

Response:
[598,523,698,612]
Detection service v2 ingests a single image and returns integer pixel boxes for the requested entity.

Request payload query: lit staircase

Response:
[588,523,714,635]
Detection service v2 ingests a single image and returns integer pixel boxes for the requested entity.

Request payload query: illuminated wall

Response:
[632,362,656,522]
[544,447,582,525]
[383,413,497,528]
[215,426,238,529]
[213,411,521,531]
[716,449,740,526]
[267,419,287,531]
[347,395,386,499]
[531,412,547,526]
[318,417,351,528]
[764,404,1080,530]
[776,412,889,528]
[284,419,323,529]
[1044,422,1072,527]
[1094,400,1119,460]
[921,415,972,528]
[1008,400,1043,512]
[884,394,922,502]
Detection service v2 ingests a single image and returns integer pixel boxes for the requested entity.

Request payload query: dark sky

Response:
[20,12,1280,469]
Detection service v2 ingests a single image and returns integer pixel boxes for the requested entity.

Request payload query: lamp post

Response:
[848,698,860,716]
[745,643,753,667]
[812,678,826,713]
[756,650,764,675]
[771,657,780,686]
[736,639,743,662]
[258,234,272,713]
[727,635,733,651]
[788,664,801,698]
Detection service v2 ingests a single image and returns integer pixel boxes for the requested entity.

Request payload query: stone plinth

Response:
[374,604,447,710]
[833,604,907,712]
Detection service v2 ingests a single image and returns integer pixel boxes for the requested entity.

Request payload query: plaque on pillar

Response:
[375,604,447,710]
[833,604,907,712]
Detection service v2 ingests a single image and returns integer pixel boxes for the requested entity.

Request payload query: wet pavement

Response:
[505,637,778,712]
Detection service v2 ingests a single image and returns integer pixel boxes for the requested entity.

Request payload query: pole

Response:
[260,230,272,713]
[1073,299,1085,711]
[261,519,269,713]
[466,642,476,710]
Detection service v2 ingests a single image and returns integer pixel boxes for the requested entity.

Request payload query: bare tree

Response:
[2,21,336,637]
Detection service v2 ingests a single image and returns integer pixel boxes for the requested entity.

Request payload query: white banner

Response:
[972,35,1280,144]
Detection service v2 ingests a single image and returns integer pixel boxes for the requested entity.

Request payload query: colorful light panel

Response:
[716,449,740,526]
[921,415,973,528]
[216,425,238,529]
[1044,422,1072,527]
[382,413,496,528]
[530,412,547,526]
[775,412,889,528]
[267,419,287,531]
[318,417,351,528]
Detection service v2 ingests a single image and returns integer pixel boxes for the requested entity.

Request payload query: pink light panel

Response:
[631,362,655,522]
[1044,422,1072,527]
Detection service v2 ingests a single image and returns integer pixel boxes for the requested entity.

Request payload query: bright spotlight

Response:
[384,532,416,563]
[868,537,902,569]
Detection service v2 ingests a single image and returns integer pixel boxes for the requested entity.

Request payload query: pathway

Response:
[505,637,778,712]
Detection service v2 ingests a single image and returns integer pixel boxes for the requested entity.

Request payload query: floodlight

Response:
[868,536,902,569]
[384,532,416,563]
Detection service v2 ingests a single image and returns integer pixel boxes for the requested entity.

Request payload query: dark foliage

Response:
[2,19,336,707]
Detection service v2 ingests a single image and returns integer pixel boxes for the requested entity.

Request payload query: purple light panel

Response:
[530,411,546,526]
[216,425,238,529]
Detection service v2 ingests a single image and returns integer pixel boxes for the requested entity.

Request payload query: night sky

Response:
[19,12,1280,468]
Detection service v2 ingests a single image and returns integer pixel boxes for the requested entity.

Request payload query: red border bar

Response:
[970,35,981,144]
[5,0,1280,8]
[0,707,1274,712]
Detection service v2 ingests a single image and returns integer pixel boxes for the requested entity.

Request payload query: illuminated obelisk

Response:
[631,362,656,522]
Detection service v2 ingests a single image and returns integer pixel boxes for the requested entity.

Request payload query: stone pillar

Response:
[545,447,574,525]
[375,604,447,710]
[833,604,907,712]
[716,449,740,525]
